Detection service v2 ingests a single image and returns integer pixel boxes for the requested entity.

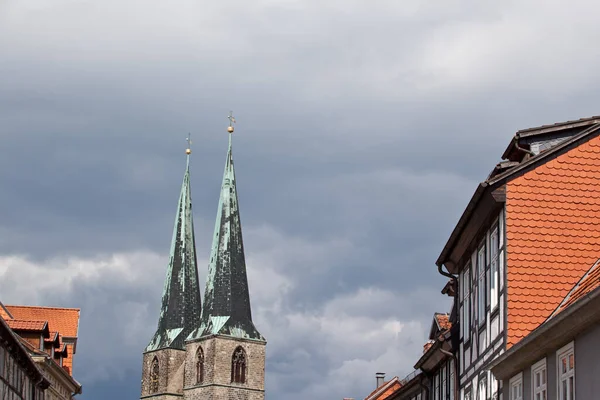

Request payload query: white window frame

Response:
[477,244,486,326]
[489,226,499,311]
[509,373,523,400]
[463,266,471,341]
[557,342,575,400]
[479,376,487,400]
[531,358,547,400]
[490,375,498,400]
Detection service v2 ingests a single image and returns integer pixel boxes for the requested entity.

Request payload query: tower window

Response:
[196,347,204,384]
[150,357,159,393]
[231,347,247,384]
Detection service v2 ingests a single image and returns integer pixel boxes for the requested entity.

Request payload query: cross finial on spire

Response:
[186,133,192,155]
[228,111,236,133]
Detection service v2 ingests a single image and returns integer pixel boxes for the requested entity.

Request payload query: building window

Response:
[490,227,499,311]
[196,347,204,384]
[509,373,523,400]
[477,244,486,325]
[463,265,471,340]
[434,373,440,400]
[470,262,476,336]
[479,377,487,400]
[558,342,574,400]
[532,358,547,400]
[150,357,159,393]
[231,346,247,384]
[490,375,498,400]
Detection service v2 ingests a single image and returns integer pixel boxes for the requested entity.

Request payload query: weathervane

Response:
[186,133,192,155]
[227,111,236,133]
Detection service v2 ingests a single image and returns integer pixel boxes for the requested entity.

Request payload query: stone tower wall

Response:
[140,348,186,399]
[183,336,265,400]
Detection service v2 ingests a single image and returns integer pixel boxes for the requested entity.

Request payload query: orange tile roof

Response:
[5,305,80,337]
[364,378,402,400]
[6,319,48,331]
[0,303,12,320]
[45,331,59,343]
[505,134,600,347]
[552,258,600,315]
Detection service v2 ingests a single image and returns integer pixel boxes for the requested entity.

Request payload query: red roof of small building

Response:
[0,303,12,320]
[551,258,600,316]
[364,377,402,400]
[5,305,80,337]
[6,319,48,331]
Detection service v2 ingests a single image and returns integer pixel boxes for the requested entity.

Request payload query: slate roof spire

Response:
[189,114,264,341]
[146,142,202,351]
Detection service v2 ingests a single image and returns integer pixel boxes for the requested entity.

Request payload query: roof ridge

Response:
[5,305,81,311]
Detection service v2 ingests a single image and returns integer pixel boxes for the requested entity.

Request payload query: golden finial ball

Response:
[186,148,192,155]
[228,126,234,133]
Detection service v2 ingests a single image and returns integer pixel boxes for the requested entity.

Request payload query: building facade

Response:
[140,123,266,400]
[413,314,456,400]
[489,258,600,400]
[0,302,82,400]
[0,314,49,400]
[435,116,600,400]
[358,115,600,400]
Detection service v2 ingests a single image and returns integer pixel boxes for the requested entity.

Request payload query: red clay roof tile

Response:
[6,319,47,331]
[5,305,80,337]
[506,135,600,348]
[5,305,80,376]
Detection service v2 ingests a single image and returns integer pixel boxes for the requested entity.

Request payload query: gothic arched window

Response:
[231,346,246,384]
[150,357,159,393]
[196,347,204,384]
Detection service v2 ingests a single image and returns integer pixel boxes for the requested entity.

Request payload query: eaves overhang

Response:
[436,182,503,275]
[489,122,600,187]
[436,182,488,271]
[414,339,451,372]
[501,116,600,161]
[489,285,600,381]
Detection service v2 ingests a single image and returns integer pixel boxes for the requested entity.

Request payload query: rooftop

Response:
[5,305,80,337]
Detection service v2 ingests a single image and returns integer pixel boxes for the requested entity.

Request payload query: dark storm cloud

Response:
[3,0,600,399]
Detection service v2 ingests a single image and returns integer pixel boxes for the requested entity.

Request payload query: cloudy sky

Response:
[1,0,600,398]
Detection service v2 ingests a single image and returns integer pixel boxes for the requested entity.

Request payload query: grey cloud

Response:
[3,0,600,399]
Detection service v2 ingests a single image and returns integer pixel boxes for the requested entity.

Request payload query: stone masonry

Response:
[141,348,186,399]
[184,336,265,400]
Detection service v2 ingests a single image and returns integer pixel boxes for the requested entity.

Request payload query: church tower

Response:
[184,117,267,400]
[140,142,203,399]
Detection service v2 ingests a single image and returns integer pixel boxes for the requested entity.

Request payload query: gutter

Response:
[512,134,536,157]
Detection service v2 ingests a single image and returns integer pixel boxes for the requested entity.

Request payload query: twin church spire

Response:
[146,114,263,353]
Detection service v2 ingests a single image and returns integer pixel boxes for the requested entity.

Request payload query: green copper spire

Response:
[188,116,264,341]
[146,144,202,351]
